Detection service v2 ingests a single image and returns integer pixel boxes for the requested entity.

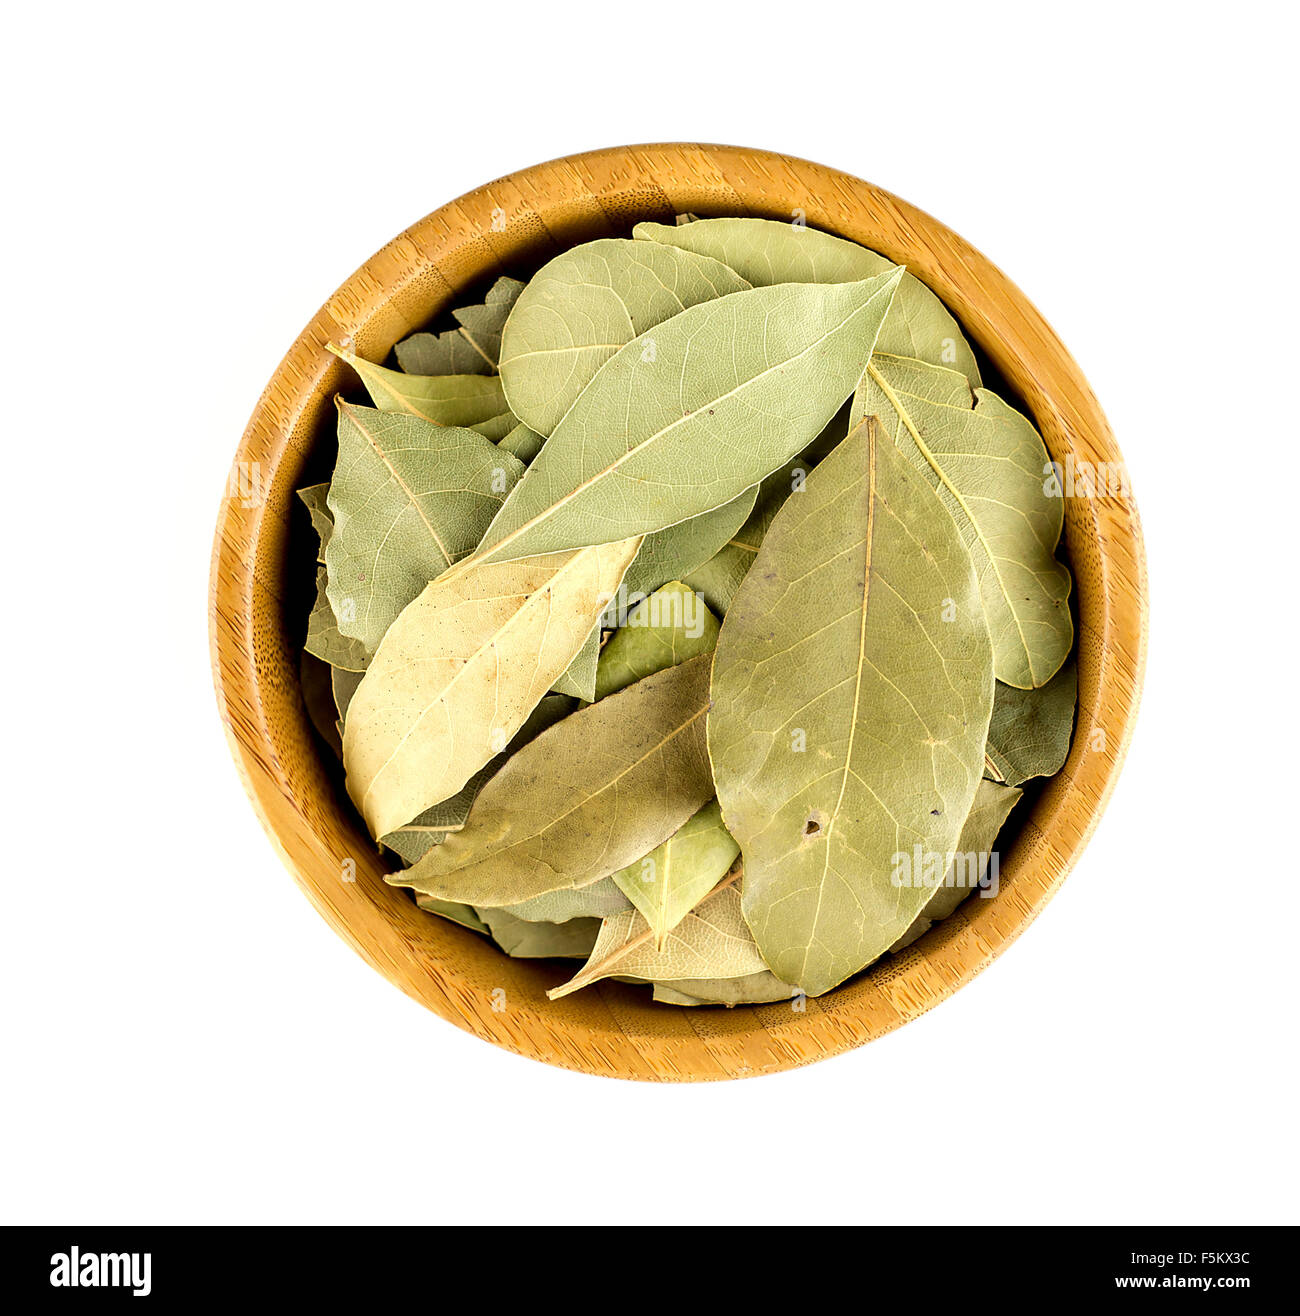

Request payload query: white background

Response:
[3,1,1295,1227]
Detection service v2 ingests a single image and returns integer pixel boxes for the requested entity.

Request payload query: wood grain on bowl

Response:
[209,143,1147,1081]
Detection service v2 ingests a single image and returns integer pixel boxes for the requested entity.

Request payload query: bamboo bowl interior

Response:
[209,144,1147,1081]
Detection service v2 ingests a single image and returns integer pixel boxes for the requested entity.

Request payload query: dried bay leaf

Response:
[468,410,516,442]
[594,582,719,700]
[852,353,1072,688]
[708,419,994,996]
[650,972,798,1006]
[985,657,1077,784]
[328,345,508,428]
[344,537,640,838]
[297,483,333,560]
[611,800,740,949]
[395,329,489,376]
[548,872,769,1000]
[681,459,811,615]
[890,778,1023,951]
[477,909,601,960]
[468,270,904,567]
[451,276,526,367]
[634,216,980,385]
[414,893,489,935]
[324,401,524,654]
[614,486,758,611]
[395,653,715,908]
[499,421,545,464]
[331,666,363,723]
[393,276,525,375]
[305,566,370,672]
[382,694,575,865]
[499,237,750,435]
[549,624,601,701]
[488,876,630,924]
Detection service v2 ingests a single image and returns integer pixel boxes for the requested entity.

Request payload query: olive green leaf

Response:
[331,666,362,723]
[328,344,508,428]
[594,582,719,700]
[395,653,715,908]
[985,658,1077,784]
[343,537,641,838]
[395,330,490,376]
[548,871,768,1000]
[615,486,758,610]
[890,778,1022,951]
[611,800,740,950]
[500,237,750,435]
[550,624,601,701]
[323,401,524,654]
[499,421,545,464]
[650,972,798,1006]
[414,893,489,935]
[451,276,526,366]
[382,694,575,865]
[469,411,517,442]
[305,567,370,672]
[297,483,333,560]
[394,276,525,375]
[487,876,630,924]
[468,270,904,567]
[477,909,601,960]
[708,419,995,997]
[852,353,1073,688]
[681,459,811,615]
[634,216,980,385]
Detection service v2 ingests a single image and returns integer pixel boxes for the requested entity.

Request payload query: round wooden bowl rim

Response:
[209,143,1147,1082]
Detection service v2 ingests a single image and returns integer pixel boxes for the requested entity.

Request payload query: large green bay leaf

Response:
[548,873,769,1000]
[985,658,1077,784]
[324,401,524,654]
[594,582,719,700]
[467,270,903,567]
[634,216,980,385]
[328,345,507,428]
[394,276,525,375]
[394,653,715,908]
[343,537,640,839]
[852,353,1073,688]
[499,237,750,435]
[610,800,739,950]
[708,419,995,997]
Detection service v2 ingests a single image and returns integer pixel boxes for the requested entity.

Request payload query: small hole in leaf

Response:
[803,818,822,836]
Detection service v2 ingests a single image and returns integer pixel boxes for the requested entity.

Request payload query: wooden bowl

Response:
[210,144,1147,1081]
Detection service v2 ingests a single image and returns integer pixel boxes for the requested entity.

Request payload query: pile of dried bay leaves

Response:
[297,216,1077,1006]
